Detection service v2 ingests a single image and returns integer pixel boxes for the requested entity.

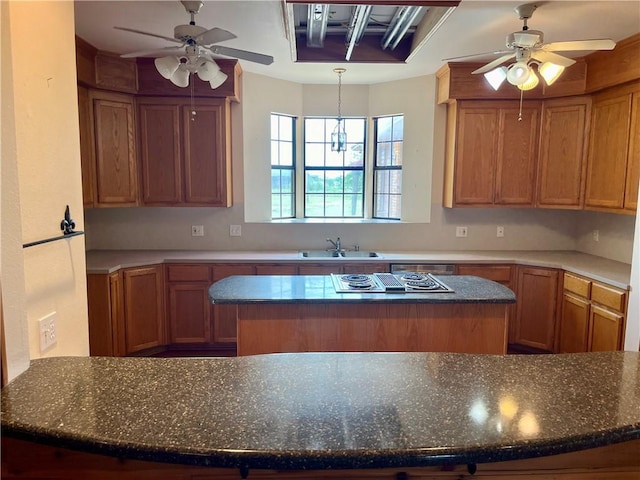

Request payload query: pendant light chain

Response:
[337,69,343,120]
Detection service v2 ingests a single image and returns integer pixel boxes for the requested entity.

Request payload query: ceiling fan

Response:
[115,0,273,89]
[445,2,616,90]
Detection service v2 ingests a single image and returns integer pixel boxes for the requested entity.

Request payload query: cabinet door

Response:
[77,86,95,208]
[255,265,298,275]
[624,92,640,211]
[211,264,254,343]
[87,272,123,356]
[513,267,560,352]
[453,105,497,205]
[138,102,182,204]
[537,98,590,208]
[585,93,632,209]
[589,305,624,351]
[298,264,343,275]
[91,90,138,206]
[168,284,211,343]
[122,266,165,353]
[495,104,540,205]
[558,293,590,353]
[182,101,231,206]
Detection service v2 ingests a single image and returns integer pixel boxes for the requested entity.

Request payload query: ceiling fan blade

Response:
[472,53,516,74]
[120,46,185,59]
[531,50,576,67]
[114,26,181,44]
[443,50,511,62]
[196,27,237,45]
[543,39,616,52]
[207,45,274,65]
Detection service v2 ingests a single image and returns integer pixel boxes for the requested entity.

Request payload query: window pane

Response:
[271,141,279,166]
[392,116,404,141]
[344,118,365,143]
[305,171,325,193]
[376,143,392,167]
[346,144,364,167]
[344,170,363,193]
[279,116,292,141]
[389,170,402,193]
[325,171,344,193]
[272,170,282,191]
[392,141,403,166]
[343,194,363,217]
[305,118,326,142]
[281,169,293,193]
[377,116,392,142]
[270,115,279,140]
[305,143,325,167]
[305,194,325,216]
[271,194,281,218]
[325,146,344,167]
[324,194,344,216]
[280,141,293,166]
[281,194,294,218]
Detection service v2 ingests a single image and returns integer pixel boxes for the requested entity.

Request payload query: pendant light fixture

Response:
[331,68,347,153]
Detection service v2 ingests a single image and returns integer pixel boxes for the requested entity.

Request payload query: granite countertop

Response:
[2,353,639,470]
[84,250,632,289]
[208,274,516,304]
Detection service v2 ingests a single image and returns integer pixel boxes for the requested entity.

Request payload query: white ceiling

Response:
[74,0,640,85]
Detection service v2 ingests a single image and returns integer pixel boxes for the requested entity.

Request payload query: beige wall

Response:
[1,1,89,380]
[83,72,634,263]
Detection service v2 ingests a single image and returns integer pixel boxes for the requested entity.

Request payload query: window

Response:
[373,115,403,219]
[303,117,366,218]
[270,114,296,219]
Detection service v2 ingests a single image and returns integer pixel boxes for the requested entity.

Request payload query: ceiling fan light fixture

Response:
[155,56,181,79]
[506,61,531,86]
[484,66,507,90]
[170,64,190,88]
[539,62,565,86]
[195,58,221,82]
[208,70,228,89]
[517,69,539,91]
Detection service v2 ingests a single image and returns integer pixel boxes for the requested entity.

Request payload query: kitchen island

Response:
[2,352,639,479]
[209,274,516,355]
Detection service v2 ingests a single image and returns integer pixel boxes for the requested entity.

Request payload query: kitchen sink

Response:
[300,250,340,258]
[300,250,381,258]
[340,251,380,258]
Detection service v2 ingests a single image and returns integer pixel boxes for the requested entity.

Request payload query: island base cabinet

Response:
[4,437,640,479]
[237,303,509,355]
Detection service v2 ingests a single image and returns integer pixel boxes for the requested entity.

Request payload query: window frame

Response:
[270,113,297,219]
[372,114,404,220]
[302,116,367,219]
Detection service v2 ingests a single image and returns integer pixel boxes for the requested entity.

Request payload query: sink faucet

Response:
[326,237,342,252]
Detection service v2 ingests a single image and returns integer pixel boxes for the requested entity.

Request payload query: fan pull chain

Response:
[190,81,196,121]
[518,88,524,121]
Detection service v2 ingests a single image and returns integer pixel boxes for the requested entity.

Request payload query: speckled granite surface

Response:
[2,353,639,469]
[85,249,632,289]
[208,275,516,304]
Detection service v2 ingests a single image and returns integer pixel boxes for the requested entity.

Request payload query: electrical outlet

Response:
[456,226,468,238]
[191,225,204,237]
[39,313,57,352]
[230,225,242,237]
[497,226,504,238]
[593,230,599,242]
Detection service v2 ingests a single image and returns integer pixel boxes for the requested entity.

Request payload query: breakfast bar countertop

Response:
[2,352,640,471]
[208,274,517,304]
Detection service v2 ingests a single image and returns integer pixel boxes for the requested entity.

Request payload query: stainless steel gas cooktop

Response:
[330,273,454,293]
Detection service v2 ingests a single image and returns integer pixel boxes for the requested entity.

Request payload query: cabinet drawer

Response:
[456,265,512,283]
[167,265,211,282]
[591,283,627,313]
[563,273,591,298]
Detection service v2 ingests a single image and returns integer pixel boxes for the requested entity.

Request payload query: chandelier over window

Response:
[331,68,347,153]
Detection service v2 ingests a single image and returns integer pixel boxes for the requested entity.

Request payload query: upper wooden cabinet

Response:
[137,97,232,207]
[537,97,591,209]
[79,89,139,207]
[443,100,540,207]
[585,82,640,214]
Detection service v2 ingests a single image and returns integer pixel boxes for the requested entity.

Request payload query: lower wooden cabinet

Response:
[512,266,561,352]
[558,272,626,352]
[87,265,165,356]
[122,266,165,354]
[211,264,254,343]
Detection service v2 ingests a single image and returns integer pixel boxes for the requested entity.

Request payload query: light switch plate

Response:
[230,225,242,237]
[39,313,57,352]
[191,225,204,237]
[456,226,468,238]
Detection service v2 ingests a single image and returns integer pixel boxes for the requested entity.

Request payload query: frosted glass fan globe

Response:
[506,61,531,86]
